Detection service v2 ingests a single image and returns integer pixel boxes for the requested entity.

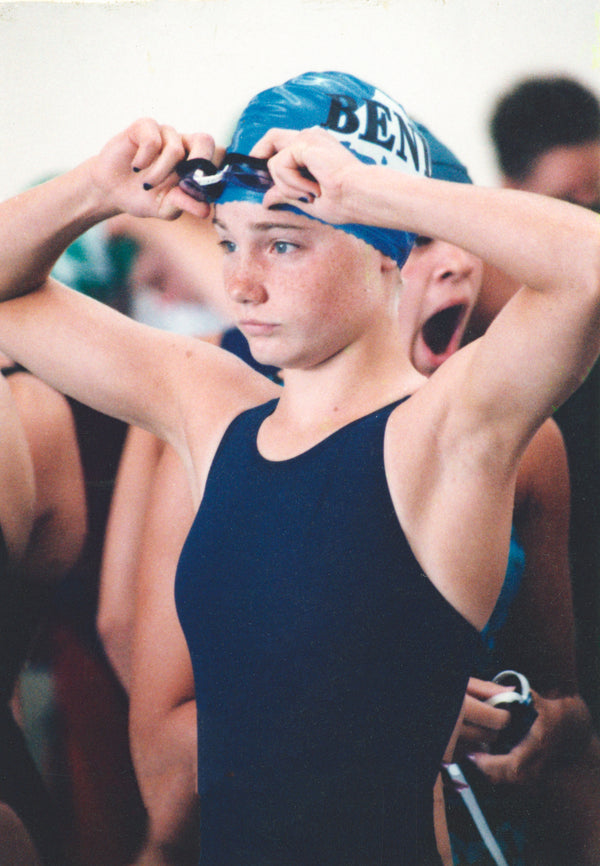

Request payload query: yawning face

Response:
[399,236,484,376]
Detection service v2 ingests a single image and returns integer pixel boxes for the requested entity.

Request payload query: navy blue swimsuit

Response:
[176,398,481,865]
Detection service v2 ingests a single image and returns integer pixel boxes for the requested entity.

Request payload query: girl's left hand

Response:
[250,126,363,223]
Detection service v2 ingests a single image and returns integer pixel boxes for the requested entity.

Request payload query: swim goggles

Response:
[175,152,273,204]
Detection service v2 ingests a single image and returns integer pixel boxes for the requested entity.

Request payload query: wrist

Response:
[77,157,125,223]
[340,163,423,231]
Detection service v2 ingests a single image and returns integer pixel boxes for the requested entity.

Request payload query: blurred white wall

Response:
[0,0,599,199]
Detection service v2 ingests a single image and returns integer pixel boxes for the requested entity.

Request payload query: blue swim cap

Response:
[219,71,432,267]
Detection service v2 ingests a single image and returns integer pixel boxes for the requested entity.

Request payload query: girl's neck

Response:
[261,337,424,457]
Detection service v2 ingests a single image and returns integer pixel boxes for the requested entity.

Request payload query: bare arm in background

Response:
[97,427,165,693]
[128,445,199,865]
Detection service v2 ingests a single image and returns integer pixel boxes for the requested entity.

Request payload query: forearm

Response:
[258,126,600,417]
[0,117,211,301]
[0,161,115,298]
[343,165,600,299]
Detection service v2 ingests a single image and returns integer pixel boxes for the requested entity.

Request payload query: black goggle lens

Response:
[175,153,273,204]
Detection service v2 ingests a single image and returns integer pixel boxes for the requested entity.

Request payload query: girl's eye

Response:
[414,235,433,248]
[218,240,236,253]
[272,241,297,254]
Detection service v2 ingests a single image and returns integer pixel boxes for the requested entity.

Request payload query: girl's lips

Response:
[239,320,279,337]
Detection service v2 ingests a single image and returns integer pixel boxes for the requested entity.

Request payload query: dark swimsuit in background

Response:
[176,397,481,866]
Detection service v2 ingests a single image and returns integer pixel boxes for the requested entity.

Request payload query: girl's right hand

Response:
[88,118,217,221]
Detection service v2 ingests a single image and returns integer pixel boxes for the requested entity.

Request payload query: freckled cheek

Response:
[308,278,349,320]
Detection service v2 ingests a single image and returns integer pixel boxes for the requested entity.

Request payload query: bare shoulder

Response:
[386,336,529,484]
[174,336,278,406]
[170,338,280,505]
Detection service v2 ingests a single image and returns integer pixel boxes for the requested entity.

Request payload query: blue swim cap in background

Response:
[219,71,433,268]
[414,122,472,184]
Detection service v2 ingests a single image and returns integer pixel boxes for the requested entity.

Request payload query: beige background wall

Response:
[0,0,599,199]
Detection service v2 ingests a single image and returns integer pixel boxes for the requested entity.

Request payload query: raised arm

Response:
[0,120,215,297]
[253,126,600,448]
[0,121,274,483]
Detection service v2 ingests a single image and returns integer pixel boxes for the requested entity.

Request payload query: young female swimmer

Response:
[0,71,600,864]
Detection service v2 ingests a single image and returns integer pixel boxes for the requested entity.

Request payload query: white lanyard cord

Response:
[442,762,511,866]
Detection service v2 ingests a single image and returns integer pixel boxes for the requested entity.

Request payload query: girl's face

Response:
[213,200,397,371]
[399,237,484,376]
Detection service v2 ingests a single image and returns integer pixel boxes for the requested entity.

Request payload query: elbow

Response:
[129,701,199,850]
[129,696,198,793]
[145,790,200,857]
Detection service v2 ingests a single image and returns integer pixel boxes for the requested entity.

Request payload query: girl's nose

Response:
[226,263,268,305]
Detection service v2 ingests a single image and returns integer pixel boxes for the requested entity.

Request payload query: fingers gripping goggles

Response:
[175,153,273,204]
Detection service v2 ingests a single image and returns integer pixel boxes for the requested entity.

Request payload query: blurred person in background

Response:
[487,75,600,732]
